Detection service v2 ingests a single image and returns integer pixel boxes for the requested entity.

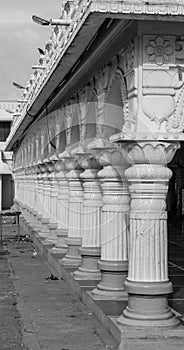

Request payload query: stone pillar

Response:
[53,157,69,255]
[32,164,44,233]
[29,166,37,226]
[33,165,39,223]
[62,153,83,267]
[45,159,58,244]
[118,141,180,327]
[39,163,50,238]
[12,170,18,209]
[24,167,32,224]
[91,147,130,299]
[16,170,20,206]
[73,153,102,280]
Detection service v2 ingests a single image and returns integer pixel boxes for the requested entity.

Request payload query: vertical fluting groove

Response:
[164,219,168,280]
[101,211,128,261]
[129,217,168,282]
[68,202,83,237]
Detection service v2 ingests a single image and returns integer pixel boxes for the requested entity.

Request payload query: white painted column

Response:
[32,164,43,233]
[52,157,69,255]
[23,168,30,223]
[47,158,58,244]
[73,153,102,280]
[29,166,36,226]
[62,153,84,267]
[117,141,179,327]
[39,163,51,238]
[91,147,130,299]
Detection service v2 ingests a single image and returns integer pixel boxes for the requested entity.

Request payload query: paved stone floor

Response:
[1,218,184,349]
[0,223,117,350]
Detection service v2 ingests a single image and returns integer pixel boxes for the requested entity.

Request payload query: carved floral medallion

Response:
[146,36,174,65]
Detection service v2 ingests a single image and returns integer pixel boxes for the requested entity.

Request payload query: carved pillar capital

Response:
[123,140,180,166]
[115,139,179,327]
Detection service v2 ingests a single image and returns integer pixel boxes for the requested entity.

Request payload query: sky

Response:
[0,0,60,100]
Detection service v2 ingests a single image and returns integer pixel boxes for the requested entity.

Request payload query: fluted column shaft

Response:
[118,141,179,327]
[39,166,51,237]
[47,160,58,243]
[62,155,84,267]
[54,158,69,253]
[31,165,44,232]
[73,155,102,280]
[91,150,130,299]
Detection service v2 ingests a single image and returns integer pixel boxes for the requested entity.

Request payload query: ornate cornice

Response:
[6,0,184,153]
[91,0,184,17]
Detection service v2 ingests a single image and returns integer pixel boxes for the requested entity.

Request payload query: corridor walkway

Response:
[1,217,184,350]
[0,222,117,350]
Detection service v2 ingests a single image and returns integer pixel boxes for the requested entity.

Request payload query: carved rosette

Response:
[146,36,174,66]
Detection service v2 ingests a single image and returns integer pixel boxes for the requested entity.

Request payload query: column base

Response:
[61,237,82,267]
[20,216,28,235]
[118,280,179,327]
[91,260,128,300]
[48,223,58,244]
[73,247,101,281]
[55,228,68,252]
[39,218,50,237]
[50,246,66,259]
[31,213,42,231]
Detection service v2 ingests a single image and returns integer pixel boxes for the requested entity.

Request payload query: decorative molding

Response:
[142,94,175,128]
[94,61,117,96]
[64,102,73,147]
[78,85,92,142]
[123,141,180,165]
[145,36,174,66]
[167,84,184,132]
[91,1,184,17]
[116,68,130,133]
[119,41,134,73]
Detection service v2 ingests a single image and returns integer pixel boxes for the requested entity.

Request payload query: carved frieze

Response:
[142,35,180,131]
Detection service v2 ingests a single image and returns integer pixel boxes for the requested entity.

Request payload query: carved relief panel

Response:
[141,34,184,134]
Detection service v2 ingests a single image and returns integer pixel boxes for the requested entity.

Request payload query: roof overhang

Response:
[5,0,184,151]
